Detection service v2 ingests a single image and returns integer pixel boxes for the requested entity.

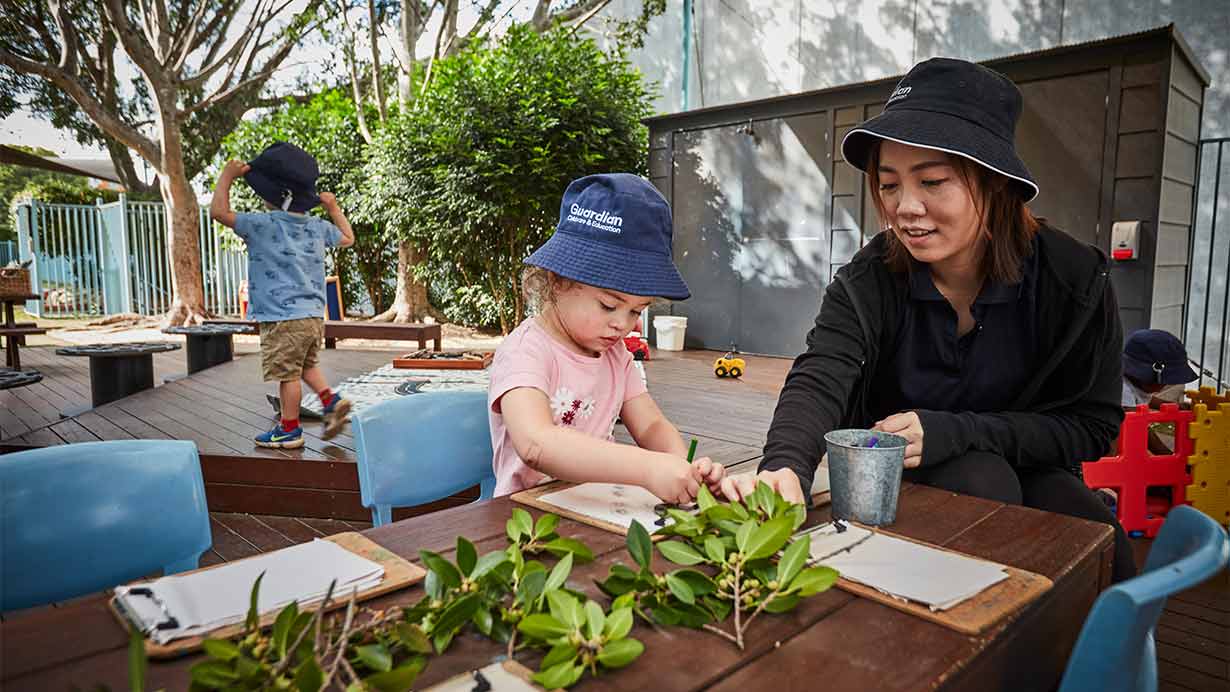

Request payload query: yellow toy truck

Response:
[714,352,745,378]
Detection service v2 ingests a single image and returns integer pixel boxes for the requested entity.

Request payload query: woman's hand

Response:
[718,468,805,505]
[690,456,725,495]
[646,455,701,505]
[873,411,924,468]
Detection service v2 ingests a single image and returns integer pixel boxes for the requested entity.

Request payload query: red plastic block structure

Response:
[1082,404,1193,538]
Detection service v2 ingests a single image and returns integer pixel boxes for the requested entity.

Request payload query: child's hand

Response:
[319,191,338,209]
[222,159,250,179]
[646,455,700,505]
[690,456,725,494]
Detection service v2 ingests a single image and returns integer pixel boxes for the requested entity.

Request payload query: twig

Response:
[506,628,518,659]
[323,590,360,685]
[267,602,324,680]
[732,561,744,649]
[701,623,739,646]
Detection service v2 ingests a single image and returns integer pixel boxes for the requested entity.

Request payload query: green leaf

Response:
[544,552,574,593]
[753,481,776,516]
[128,629,146,692]
[532,661,584,690]
[293,657,324,692]
[543,537,595,563]
[456,537,478,576]
[506,517,524,542]
[745,515,795,560]
[696,484,717,511]
[612,592,637,611]
[777,537,809,586]
[584,600,606,638]
[189,660,239,687]
[512,508,534,541]
[603,606,634,640]
[471,551,510,580]
[596,637,645,668]
[534,513,560,539]
[355,644,393,673]
[542,642,579,669]
[627,520,652,570]
[516,569,547,607]
[763,593,802,613]
[657,540,705,566]
[704,536,726,564]
[271,601,299,660]
[395,623,432,654]
[665,573,695,604]
[735,520,756,553]
[790,566,840,597]
[671,569,716,597]
[473,605,494,636]
[362,659,426,692]
[201,638,240,662]
[433,593,481,646]
[518,613,572,640]
[419,550,462,589]
[547,590,584,629]
[245,572,265,631]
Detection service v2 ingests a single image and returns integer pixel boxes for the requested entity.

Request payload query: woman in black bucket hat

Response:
[720,58,1137,583]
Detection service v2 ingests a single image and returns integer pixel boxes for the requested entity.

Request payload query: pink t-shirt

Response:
[488,318,648,496]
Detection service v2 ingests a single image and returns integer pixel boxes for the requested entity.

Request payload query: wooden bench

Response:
[0,326,48,370]
[203,319,443,351]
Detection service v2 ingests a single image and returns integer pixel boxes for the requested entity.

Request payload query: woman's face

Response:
[877,140,984,273]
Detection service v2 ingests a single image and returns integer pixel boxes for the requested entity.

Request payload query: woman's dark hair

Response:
[866,140,1040,284]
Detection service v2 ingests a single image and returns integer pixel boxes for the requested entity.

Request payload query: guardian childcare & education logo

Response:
[567,203,623,234]
[887,85,912,105]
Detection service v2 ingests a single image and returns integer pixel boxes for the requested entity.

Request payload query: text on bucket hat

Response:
[525,173,690,300]
[244,141,322,213]
[841,57,1039,202]
[1122,329,1198,386]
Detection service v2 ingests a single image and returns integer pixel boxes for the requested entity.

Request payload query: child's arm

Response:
[499,387,700,504]
[318,192,355,248]
[621,392,726,493]
[209,160,249,229]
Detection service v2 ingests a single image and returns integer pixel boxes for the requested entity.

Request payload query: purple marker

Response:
[867,436,879,448]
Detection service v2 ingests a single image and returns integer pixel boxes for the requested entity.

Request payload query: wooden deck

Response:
[0,346,1224,689]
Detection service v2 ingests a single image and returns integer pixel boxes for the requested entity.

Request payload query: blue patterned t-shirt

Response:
[233,211,343,322]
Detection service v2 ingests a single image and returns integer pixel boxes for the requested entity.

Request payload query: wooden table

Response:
[162,323,257,374]
[202,319,444,351]
[0,484,1113,691]
[53,342,182,414]
[0,293,46,370]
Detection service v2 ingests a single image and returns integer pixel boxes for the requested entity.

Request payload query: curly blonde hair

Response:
[521,266,577,315]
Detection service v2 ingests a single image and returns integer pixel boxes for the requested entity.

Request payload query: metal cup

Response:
[824,429,907,526]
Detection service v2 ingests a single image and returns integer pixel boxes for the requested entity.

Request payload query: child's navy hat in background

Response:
[526,173,690,300]
[244,142,321,213]
[1123,329,1198,385]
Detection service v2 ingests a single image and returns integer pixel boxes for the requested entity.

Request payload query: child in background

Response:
[488,173,724,503]
[209,142,355,448]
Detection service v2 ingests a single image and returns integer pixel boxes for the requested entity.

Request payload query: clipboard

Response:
[110,532,426,659]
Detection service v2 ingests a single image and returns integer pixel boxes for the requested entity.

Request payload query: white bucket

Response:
[653,315,688,351]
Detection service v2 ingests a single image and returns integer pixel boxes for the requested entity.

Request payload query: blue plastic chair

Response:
[352,389,496,526]
[0,440,211,611]
[1058,505,1229,692]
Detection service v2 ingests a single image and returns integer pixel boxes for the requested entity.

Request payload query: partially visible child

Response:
[488,173,724,503]
[209,142,355,448]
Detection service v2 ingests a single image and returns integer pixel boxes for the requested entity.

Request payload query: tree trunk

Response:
[368,239,443,323]
[160,171,210,326]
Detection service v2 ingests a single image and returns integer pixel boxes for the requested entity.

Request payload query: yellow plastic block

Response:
[1187,403,1230,526]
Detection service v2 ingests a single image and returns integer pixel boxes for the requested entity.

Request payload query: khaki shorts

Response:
[260,318,324,382]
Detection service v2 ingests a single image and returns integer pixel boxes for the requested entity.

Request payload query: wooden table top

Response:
[1,483,1114,691]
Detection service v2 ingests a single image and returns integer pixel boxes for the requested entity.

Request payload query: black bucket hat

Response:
[841,58,1039,202]
[244,141,321,213]
[1123,329,1198,385]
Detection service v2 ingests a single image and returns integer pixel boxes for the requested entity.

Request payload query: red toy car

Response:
[624,332,650,360]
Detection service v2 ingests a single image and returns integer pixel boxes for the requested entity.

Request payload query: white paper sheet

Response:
[116,539,385,644]
[807,523,1008,611]
[537,483,683,530]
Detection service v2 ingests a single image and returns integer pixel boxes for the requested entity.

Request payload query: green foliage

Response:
[361,25,656,333]
[218,91,393,316]
[598,484,839,649]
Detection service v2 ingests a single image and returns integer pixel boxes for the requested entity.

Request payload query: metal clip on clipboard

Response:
[114,587,180,634]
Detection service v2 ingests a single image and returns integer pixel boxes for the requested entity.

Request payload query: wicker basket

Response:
[0,267,31,299]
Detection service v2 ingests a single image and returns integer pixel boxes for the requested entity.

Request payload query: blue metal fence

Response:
[13,196,248,318]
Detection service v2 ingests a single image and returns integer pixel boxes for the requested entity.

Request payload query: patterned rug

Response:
[268,364,492,420]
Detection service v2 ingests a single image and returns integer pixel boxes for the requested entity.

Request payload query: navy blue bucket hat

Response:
[841,57,1039,202]
[244,141,321,213]
[1123,329,1198,385]
[526,174,690,300]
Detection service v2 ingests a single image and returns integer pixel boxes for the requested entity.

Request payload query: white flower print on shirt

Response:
[549,386,595,427]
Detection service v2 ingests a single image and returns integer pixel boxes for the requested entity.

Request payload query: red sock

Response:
[281,418,299,431]
[318,388,336,406]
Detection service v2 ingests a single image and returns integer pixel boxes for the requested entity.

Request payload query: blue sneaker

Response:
[321,396,352,441]
[255,424,304,449]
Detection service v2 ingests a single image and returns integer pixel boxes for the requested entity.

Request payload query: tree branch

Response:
[181,0,269,88]
[0,48,162,166]
[367,0,387,122]
[530,0,552,31]
[101,0,169,88]
[47,0,79,72]
[551,0,609,23]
